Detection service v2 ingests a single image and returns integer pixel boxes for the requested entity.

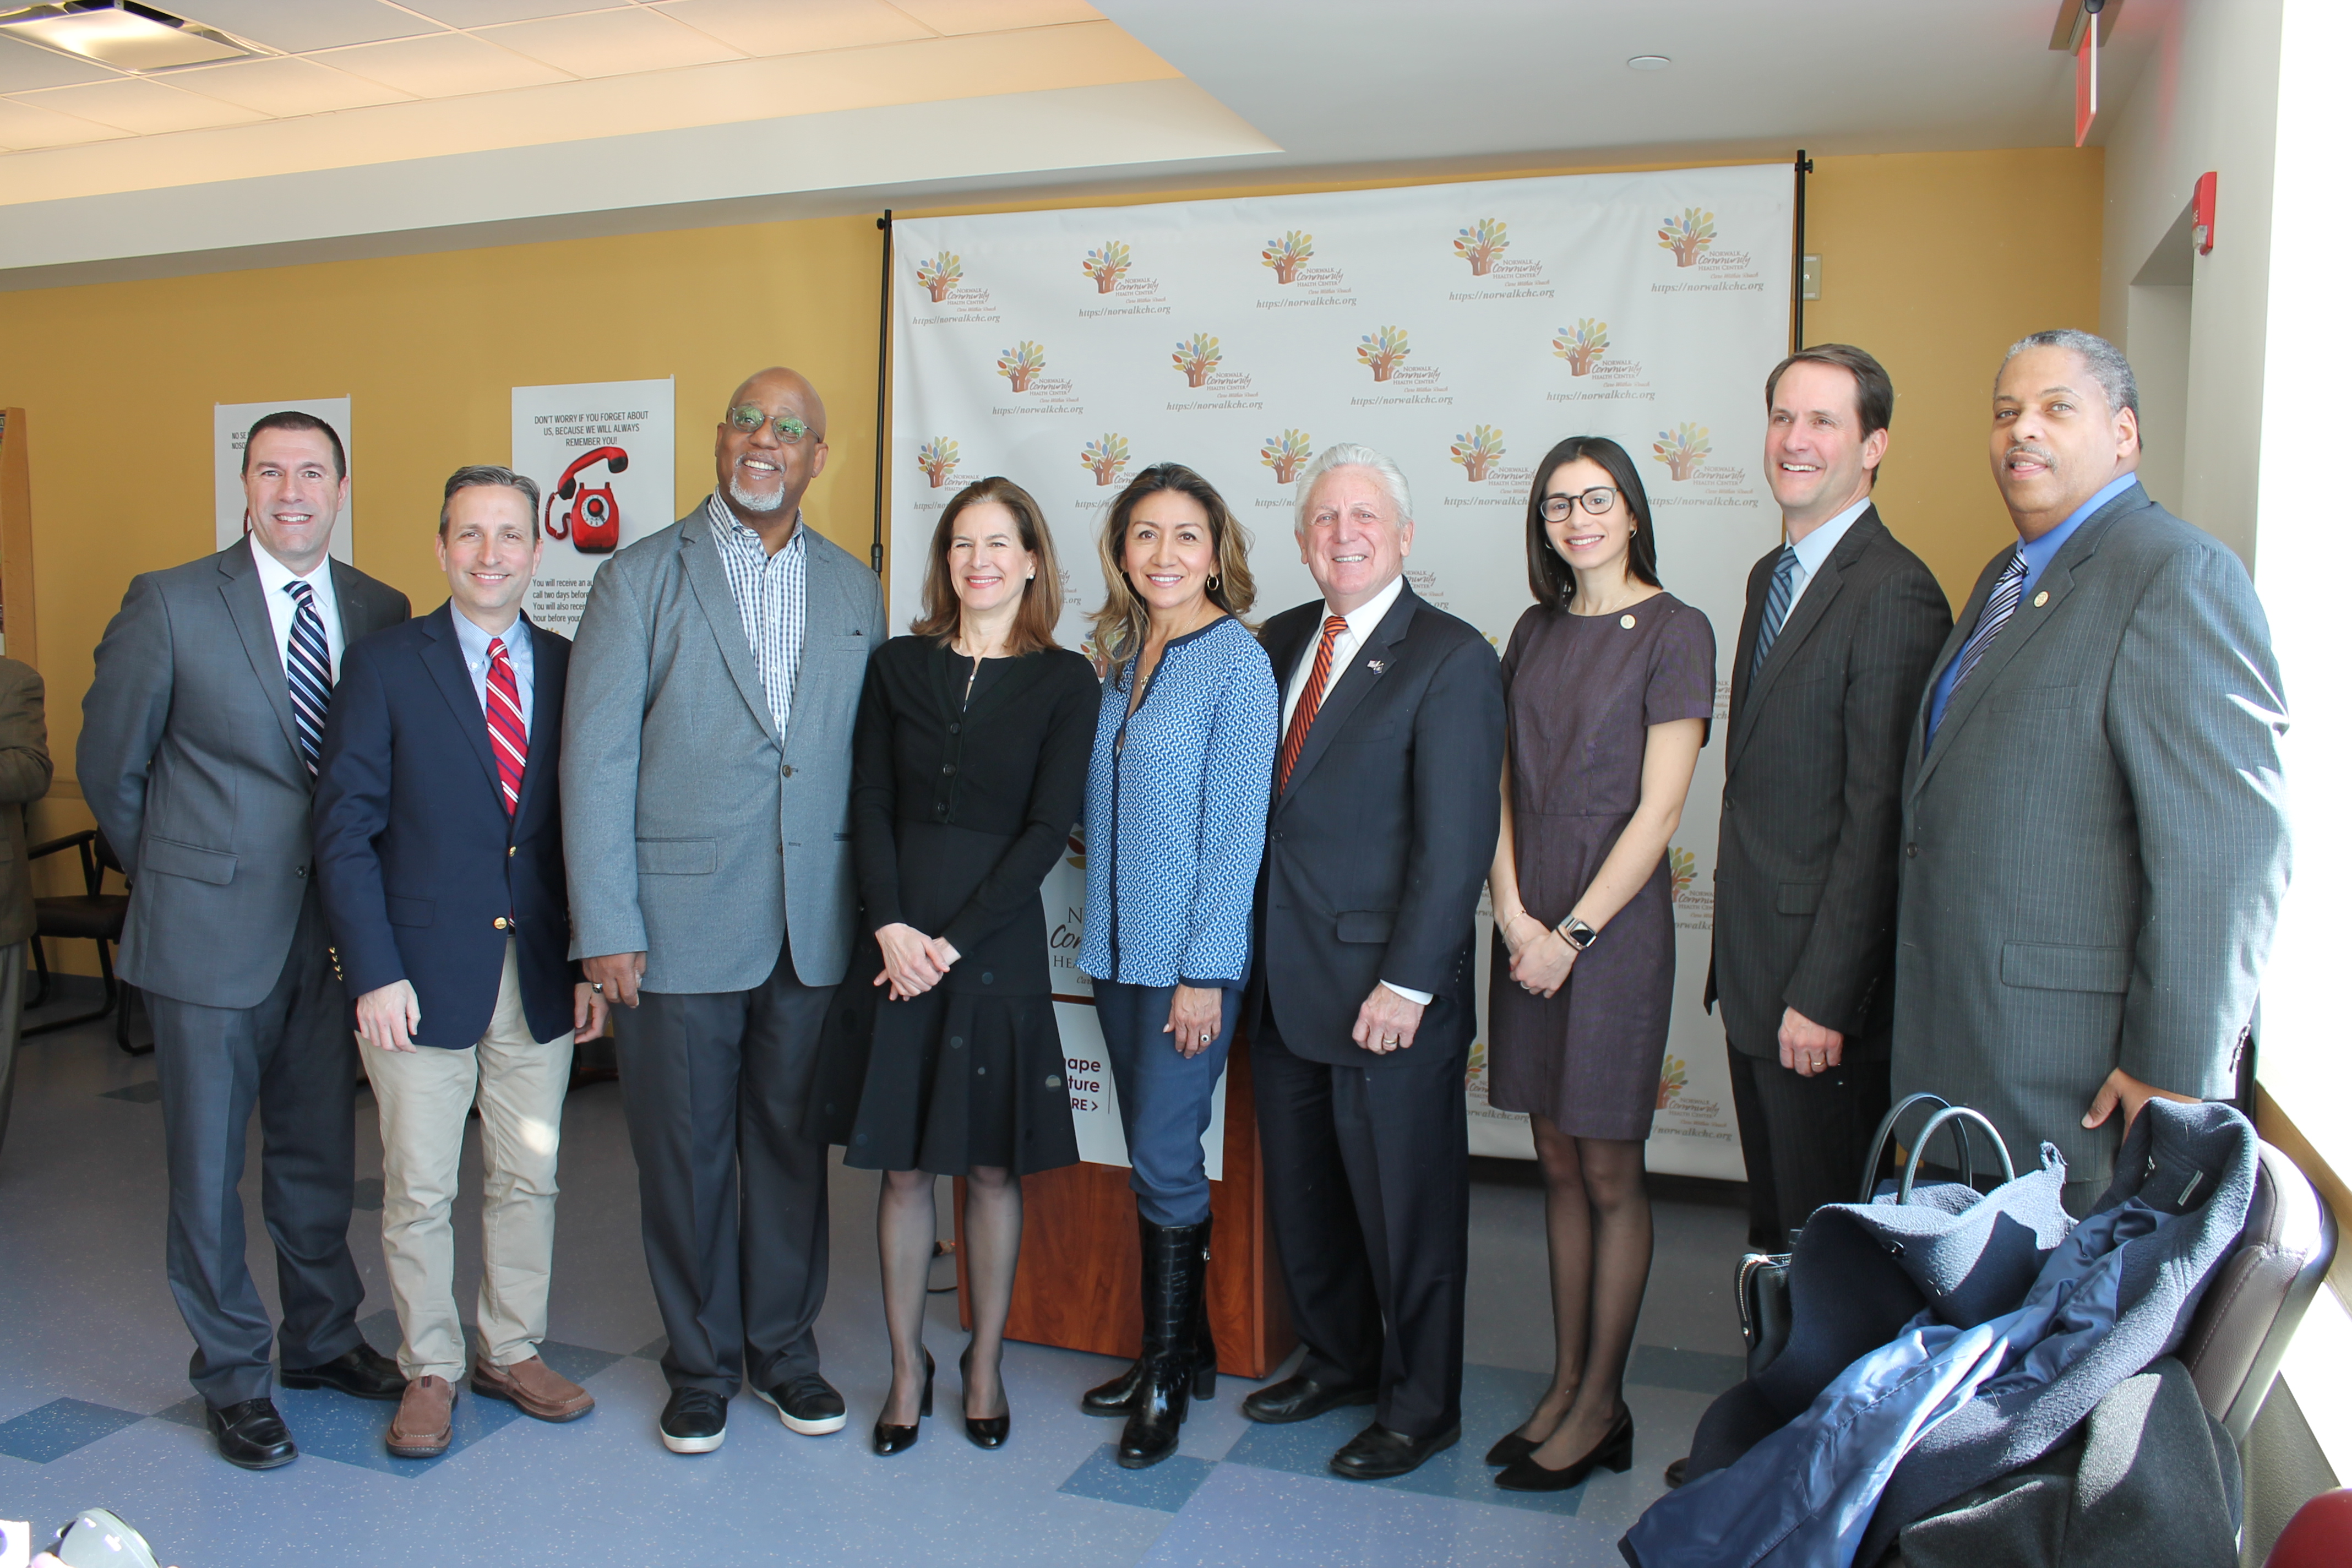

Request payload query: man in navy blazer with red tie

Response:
[314,465,608,1460]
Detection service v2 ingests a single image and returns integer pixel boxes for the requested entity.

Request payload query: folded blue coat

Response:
[1621,1099,2257,1568]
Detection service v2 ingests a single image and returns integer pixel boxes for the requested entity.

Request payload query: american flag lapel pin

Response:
[1366,658,1387,674]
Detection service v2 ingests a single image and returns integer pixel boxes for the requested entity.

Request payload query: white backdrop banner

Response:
[890,166,1792,1180]
[510,378,675,637]
[215,397,353,563]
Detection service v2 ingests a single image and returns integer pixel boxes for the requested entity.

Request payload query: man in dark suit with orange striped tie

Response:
[314,465,608,1460]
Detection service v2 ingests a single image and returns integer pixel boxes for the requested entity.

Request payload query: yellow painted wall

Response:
[0,144,2101,963]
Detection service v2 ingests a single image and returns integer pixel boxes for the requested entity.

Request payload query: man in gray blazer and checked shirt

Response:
[81,411,412,1469]
[565,366,884,1454]
[1894,329,2290,1212]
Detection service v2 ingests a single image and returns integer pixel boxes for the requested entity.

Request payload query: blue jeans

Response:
[1092,980,1238,1227]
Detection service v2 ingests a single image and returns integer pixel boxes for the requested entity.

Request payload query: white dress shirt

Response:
[249,531,345,683]
[451,606,535,742]
[1780,496,1872,620]
[1277,571,1431,1008]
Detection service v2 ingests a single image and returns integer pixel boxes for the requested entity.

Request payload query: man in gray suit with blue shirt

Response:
[1894,330,2290,1212]
[564,367,883,1454]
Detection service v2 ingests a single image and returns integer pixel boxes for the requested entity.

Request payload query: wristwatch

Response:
[1555,916,1599,951]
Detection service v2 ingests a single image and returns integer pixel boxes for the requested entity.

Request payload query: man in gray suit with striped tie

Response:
[1893,330,2289,1212]
[80,412,412,1469]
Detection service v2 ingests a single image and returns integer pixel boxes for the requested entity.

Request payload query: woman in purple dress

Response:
[1482,435,1714,1492]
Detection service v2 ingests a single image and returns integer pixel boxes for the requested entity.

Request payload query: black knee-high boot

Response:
[1082,1213,1218,1414]
[1117,1217,1210,1468]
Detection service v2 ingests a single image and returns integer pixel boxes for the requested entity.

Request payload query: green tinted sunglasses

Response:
[728,406,812,443]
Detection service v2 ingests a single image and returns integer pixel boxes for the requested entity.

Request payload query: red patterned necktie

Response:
[1276,614,1349,793]
[485,636,527,815]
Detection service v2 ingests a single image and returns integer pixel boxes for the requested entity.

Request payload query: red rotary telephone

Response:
[546,445,629,553]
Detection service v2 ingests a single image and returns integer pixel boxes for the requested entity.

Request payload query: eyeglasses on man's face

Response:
[1537,487,1620,522]
[728,406,812,444]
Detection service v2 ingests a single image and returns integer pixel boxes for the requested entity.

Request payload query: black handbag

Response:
[1735,1093,2017,1378]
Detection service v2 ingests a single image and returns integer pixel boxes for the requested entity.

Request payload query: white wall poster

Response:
[509,378,676,637]
[891,166,1792,1180]
[215,396,353,563]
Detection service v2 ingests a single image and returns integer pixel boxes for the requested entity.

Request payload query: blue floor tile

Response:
[264,1380,529,1477]
[1626,1343,1745,1396]
[1058,1443,1217,1512]
[630,1336,668,1361]
[535,1340,625,1386]
[0,1398,148,1463]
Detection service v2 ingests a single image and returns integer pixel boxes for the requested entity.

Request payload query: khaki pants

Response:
[361,940,574,1381]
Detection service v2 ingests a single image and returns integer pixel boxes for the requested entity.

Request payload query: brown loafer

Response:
[386,1375,454,1458]
[471,1354,594,1423]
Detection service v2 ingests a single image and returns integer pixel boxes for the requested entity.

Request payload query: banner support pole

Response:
[872,210,893,577]
[1791,150,1814,353]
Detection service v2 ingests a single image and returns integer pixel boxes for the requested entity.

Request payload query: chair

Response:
[2176,1139,2338,1445]
[26,825,146,1056]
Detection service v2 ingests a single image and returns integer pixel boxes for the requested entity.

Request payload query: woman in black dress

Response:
[807,477,1098,1455]
[1482,437,1713,1491]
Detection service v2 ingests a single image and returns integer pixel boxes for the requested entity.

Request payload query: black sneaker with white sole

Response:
[659,1387,728,1453]
[754,1373,847,1435]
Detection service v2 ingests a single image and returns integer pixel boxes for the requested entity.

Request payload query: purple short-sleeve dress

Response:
[1488,593,1717,1141]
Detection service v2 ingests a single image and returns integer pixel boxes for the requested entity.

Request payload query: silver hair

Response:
[1293,443,1414,535]
[1999,328,2138,418]
[439,463,542,537]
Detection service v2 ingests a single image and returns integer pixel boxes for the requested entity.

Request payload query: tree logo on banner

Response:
[1261,429,1313,484]
[1357,325,1411,382]
[916,251,963,302]
[1454,218,1509,275]
[1652,422,1711,481]
[1668,846,1697,900]
[1551,319,1610,375]
[1657,208,1717,267]
[1080,433,1131,487]
[1657,1053,1689,1110]
[1261,230,1314,284]
[916,438,960,489]
[1081,240,1132,294]
[997,340,1047,393]
[1450,425,1506,482]
[1172,333,1222,388]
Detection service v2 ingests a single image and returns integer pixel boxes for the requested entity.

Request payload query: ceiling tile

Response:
[15,78,267,134]
[400,1,623,23]
[653,0,932,56]
[168,0,443,53]
[314,31,572,96]
[886,0,1103,34]
[169,56,416,116]
[0,95,129,150]
[0,35,124,92]
[478,10,742,78]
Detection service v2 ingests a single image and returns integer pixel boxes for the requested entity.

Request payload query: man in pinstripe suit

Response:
[1892,330,2289,1213]
[1709,346,1951,1253]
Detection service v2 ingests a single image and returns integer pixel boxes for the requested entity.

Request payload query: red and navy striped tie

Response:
[485,636,527,815]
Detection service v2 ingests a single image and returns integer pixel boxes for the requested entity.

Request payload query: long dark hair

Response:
[1524,435,1660,609]
[1089,462,1257,666]
[909,476,1064,655]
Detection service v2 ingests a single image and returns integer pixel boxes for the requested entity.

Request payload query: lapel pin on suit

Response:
[1366,659,1387,674]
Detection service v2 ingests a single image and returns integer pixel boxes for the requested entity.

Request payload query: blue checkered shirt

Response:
[705,493,808,735]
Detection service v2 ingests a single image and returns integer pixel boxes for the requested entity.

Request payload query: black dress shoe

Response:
[1240,1374,1378,1425]
[1664,1455,1689,1488]
[1485,1429,1539,1466]
[659,1387,728,1454]
[873,1350,933,1457]
[207,1398,297,1471]
[1494,1404,1635,1492]
[1330,1422,1460,1480]
[960,1345,1009,1450]
[753,1373,846,1436]
[280,1343,405,1401]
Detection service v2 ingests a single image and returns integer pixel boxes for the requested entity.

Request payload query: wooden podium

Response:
[957,1035,1295,1378]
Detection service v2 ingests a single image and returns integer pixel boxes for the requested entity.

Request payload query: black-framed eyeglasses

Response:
[1538,487,1620,522]
[728,406,812,444]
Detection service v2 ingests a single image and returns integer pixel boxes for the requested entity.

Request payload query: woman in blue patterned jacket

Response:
[1076,462,1279,1470]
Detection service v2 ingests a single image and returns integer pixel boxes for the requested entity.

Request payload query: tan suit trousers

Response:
[361,940,573,1381]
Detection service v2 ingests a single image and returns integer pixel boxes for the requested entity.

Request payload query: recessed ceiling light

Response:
[1627,55,1672,72]
[0,2,253,71]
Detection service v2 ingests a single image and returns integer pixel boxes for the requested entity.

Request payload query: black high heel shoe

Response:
[960,1344,1010,1449]
[1494,1404,1634,1492]
[873,1349,933,1456]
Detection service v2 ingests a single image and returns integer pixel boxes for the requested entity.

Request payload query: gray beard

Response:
[727,476,786,514]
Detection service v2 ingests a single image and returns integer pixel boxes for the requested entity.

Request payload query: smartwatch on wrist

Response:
[1555,916,1599,951]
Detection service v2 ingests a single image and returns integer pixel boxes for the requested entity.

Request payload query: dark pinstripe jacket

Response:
[1707,507,1951,1059]
[1891,479,2290,1186]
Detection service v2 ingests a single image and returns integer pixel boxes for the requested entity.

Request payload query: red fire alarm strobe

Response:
[2192,171,2218,255]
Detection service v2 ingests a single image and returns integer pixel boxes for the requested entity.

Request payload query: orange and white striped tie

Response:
[1276,614,1348,793]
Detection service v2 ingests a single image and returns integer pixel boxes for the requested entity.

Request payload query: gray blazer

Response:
[78,542,411,1010]
[1891,480,2289,1185]
[562,504,884,994]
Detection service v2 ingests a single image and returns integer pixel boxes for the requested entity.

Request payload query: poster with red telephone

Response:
[510,378,674,635]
